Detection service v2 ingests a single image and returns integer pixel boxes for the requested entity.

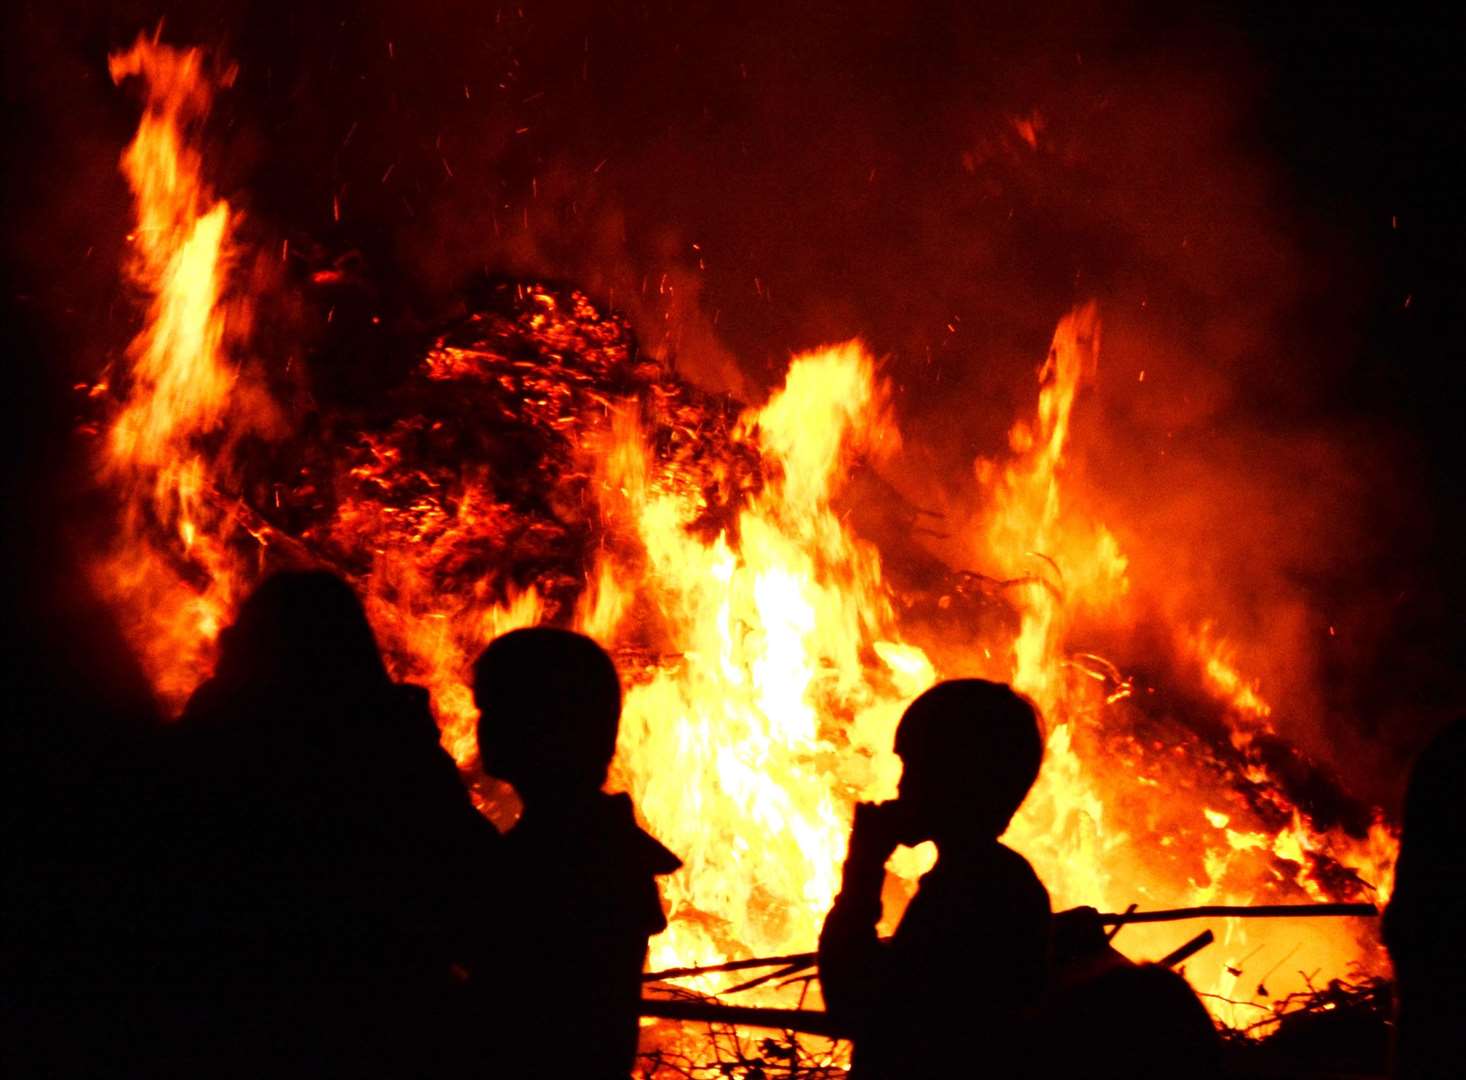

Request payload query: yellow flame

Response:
[599,344,911,971]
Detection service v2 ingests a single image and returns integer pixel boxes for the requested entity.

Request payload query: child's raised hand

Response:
[849,800,917,864]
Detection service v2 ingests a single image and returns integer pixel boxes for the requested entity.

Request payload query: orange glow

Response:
[93,35,1396,1045]
[95,36,277,707]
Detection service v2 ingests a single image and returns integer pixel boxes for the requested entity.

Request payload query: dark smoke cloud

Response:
[6,1,1462,806]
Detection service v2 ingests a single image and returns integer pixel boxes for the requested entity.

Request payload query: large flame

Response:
[98,35,277,706]
[600,343,913,969]
[91,35,1395,1045]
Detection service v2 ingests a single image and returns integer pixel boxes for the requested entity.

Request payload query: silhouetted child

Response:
[472,627,681,1078]
[1383,716,1466,1079]
[819,679,1051,1078]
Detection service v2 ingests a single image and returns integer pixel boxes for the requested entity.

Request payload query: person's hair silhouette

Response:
[472,626,621,799]
[202,570,390,706]
[820,678,1051,1079]
[471,627,679,1078]
[892,678,1044,842]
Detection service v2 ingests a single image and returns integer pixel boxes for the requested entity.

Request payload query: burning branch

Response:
[1101,903,1377,927]
[641,998,849,1040]
[644,902,1377,985]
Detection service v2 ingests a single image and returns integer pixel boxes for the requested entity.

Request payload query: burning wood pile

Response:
[298,280,760,614]
[78,31,1409,1077]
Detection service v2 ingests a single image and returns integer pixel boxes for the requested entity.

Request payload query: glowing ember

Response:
[91,34,1395,1044]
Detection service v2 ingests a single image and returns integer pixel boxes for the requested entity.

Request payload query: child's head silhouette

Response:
[894,679,1043,843]
[472,627,621,803]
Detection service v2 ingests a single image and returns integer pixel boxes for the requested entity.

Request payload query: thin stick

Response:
[639,998,848,1039]
[1102,903,1376,926]
[643,902,1376,983]
[1106,903,1139,942]
[1159,929,1215,969]
[644,951,824,983]
[721,960,811,996]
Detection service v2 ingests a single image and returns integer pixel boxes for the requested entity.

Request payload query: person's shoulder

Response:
[367,681,443,743]
[385,680,433,719]
[992,840,1041,877]
[598,793,683,877]
[991,841,1051,906]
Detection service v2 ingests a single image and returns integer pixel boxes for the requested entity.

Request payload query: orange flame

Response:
[970,306,1392,1027]
[96,36,280,706]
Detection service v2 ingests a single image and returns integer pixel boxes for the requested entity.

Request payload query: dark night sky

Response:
[4,2,1463,801]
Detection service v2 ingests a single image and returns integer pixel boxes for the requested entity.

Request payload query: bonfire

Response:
[89,33,1399,1073]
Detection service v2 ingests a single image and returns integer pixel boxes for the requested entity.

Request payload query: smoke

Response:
[8,1,1461,803]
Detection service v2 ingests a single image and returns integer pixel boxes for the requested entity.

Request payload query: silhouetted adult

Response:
[819,679,1051,1078]
[472,627,681,1079]
[1383,716,1466,1078]
[152,570,497,1077]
